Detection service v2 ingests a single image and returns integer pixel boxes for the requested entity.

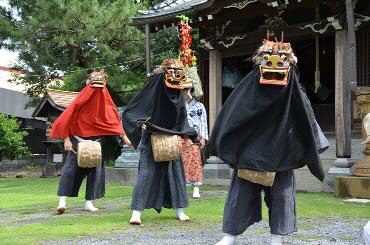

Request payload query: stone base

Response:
[105,167,138,186]
[323,158,354,193]
[353,157,370,177]
[41,163,58,177]
[335,176,370,198]
[294,167,325,192]
[203,163,231,179]
[105,164,234,187]
[343,198,370,205]
[203,163,232,185]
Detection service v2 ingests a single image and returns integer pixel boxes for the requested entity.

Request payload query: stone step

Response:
[335,176,370,199]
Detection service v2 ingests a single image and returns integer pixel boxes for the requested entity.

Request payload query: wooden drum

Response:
[150,133,180,162]
[237,169,276,187]
[77,140,102,168]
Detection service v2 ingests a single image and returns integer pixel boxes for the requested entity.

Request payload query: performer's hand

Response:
[121,135,132,147]
[185,137,193,147]
[141,124,147,131]
[200,138,206,149]
[64,137,73,151]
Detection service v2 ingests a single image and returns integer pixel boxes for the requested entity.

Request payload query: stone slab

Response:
[206,156,224,164]
[335,176,370,199]
[203,179,231,186]
[343,198,370,205]
[42,163,58,177]
[203,164,231,179]
[324,166,353,193]
[334,158,355,168]
[105,167,138,186]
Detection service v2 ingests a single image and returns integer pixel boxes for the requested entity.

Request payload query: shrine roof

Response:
[32,89,79,118]
[132,0,215,26]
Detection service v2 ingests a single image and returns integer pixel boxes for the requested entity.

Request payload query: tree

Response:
[151,26,200,68]
[0,0,147,105]
[0,113,30,161]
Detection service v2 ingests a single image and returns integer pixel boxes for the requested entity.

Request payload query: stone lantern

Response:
[353,88,370,176]
[335,88,370,198]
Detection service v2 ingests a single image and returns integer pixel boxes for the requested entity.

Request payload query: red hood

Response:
[50,86,124,139]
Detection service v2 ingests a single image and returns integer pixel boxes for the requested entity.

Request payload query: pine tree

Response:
[0,0,147,105]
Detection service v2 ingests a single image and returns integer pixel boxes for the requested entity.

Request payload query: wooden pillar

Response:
[46,143,52,164]
[346,0,357,92]
[208,49,222,131]
[145,24,152,74]
[335,30,351,158]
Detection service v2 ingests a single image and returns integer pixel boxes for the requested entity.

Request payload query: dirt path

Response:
[1,178,367,245]
[42,217,367,245]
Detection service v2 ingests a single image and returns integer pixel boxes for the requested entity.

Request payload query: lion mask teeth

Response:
[89,70,107,88]
[253,39,297,86]
[159,59,193,90]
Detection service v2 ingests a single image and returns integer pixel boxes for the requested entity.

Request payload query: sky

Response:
[0,49,18,67]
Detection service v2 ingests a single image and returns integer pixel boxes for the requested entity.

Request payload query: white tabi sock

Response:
[84,200,99,212]
[215,233,236,245]
[270,234,282,245]
[57,196,66,214]
[130,210,142,225]
[175,208,189,221]
[193,186,200,198]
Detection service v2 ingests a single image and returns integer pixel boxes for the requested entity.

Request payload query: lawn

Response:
[0,178,369,245]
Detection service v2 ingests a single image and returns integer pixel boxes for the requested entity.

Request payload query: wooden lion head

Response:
[88,70,107,88]
[160,59,193,90]
[253,37,297,86]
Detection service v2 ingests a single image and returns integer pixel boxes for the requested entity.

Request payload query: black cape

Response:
[122,73,196,149]
[207,66,324,181]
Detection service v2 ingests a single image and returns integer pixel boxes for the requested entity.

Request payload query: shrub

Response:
[0,113,31,161]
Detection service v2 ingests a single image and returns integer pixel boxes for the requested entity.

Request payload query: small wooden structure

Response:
[32,89,80,176]
[33,89,79,128]
[133,0,370,164]
[33,88,125,176]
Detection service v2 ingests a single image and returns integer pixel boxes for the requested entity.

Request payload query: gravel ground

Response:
[43,217,368,245]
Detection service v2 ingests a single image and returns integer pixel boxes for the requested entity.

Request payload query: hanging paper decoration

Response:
[175,15,203,98]
[176,15,197,67]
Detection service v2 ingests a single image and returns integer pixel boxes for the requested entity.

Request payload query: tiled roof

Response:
[47,89,79,109]
[138,0,204,15]
[132,0,213,25]
[32,89,79,118]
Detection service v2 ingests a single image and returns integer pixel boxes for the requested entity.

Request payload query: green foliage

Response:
[151,25,200,69]
[56,65,145,104]
[152,27,181,67]
[0,113,31,160]
[52,69,89,92]
[0,0,200,106]
[0,0,147,104]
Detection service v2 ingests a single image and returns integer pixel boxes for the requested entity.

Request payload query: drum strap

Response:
[73,135,101,142]
[71,136,101,154]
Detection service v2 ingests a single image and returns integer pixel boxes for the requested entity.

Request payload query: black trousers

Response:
[57,136,105,200]
[131,132,188,212]
[223,169,297,236]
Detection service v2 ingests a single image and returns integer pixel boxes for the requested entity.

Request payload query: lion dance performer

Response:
[122,59,197,225]
[207,36,329,245]
[50,70,130,214]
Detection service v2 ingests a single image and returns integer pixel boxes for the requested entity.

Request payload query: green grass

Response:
[296,192,370,219]
[0,178,369,245]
